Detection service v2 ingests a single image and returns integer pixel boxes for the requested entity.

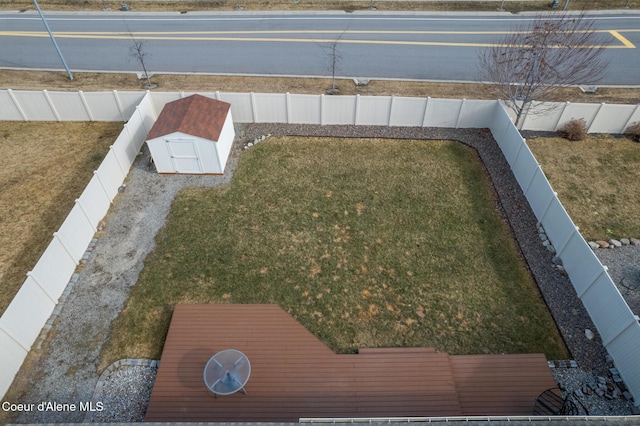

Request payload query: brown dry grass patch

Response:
[0,122,121,315]
[527,134,640,240]
[2,0,638,13]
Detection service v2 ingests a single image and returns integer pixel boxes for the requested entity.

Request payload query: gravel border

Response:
[5,124,637,423]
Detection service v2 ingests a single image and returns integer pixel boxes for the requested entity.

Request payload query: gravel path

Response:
[3,124,637,423]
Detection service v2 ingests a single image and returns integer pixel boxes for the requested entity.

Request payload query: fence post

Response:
[26,271,58,305]
[388,95,396,126]
[286,92,291,124]
[0,324,30,352]
[455,99,466,129]
[354,94,361,125]
[7,89,28,121]
[109,145,128,179]
[539,191,558,224]
[53,232,78,266]
[576,266,608,298]
[587,103,606,133]
[555,226,580,257]
[42,90,61,121]
[553,102,570,131]
[93,170,112,203]
[320,94,325,125]
[250,92,258,123]
[78,91,95,121]
[75,199,97,233]
[421,97,431,127]
[214,91,220,100]
[112,90,126,121]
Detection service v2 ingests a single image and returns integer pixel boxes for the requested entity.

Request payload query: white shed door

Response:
[166,139,202,174]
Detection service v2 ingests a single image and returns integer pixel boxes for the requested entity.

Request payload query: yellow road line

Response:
[609,30,636,48]
[0,30,634,49]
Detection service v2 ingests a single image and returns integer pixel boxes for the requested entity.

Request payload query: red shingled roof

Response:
[146,94,231,142]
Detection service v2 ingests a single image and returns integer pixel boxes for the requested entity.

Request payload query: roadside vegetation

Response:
[527,134,640,241]
[99,137,569,371]
[1,0,638,13]
[0,122,121,316]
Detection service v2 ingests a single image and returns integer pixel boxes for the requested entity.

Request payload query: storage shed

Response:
[146,94,235,175]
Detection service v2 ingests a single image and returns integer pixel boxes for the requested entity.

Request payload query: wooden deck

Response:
[144,304,556,422]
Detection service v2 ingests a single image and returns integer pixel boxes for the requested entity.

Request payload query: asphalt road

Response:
[1,11,639,84]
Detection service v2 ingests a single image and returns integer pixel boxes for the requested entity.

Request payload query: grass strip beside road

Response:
[99,137,569,371]
[1,0,639,13]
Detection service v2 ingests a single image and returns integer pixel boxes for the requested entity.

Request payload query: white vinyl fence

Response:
[0,90,638,408]
[490,104,640,409]
[0,90,156,400]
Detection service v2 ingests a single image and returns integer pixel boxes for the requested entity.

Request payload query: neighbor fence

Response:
[0,90,638,409]
[0,90,156,400]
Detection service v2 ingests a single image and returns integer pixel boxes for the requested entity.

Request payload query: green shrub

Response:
[558,118,588,141]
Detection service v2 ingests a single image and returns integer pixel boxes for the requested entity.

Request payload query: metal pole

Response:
[33,0,73,80]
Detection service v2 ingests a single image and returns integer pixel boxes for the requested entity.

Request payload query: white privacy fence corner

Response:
[0,89,638,409]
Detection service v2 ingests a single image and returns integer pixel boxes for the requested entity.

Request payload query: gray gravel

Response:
[4,124,638,423]
[594,245,640,316]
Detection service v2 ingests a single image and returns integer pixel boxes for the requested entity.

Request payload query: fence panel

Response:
[0,90,25,120]
[555,102,600,131]
[56,205,96,261]
[29,237,78,302]
[607,322,640,405]
[588,104,638,133]
[95,152,126,200]
[8,91,57,120]
[423,99,462,128]
[0,327,28,399]
[150,92,182,116]
[498,120,525,166]
[253,93,288,123]
[217,92,254,122]
[117,92,148,120]
[77,177,112,226]
[388,97,427,127]
[523,169,556,220]
[289,94,321,124]
[46,92,90,121]
[0,278,56,351]
[581,276,638,345]
[457,100,496,128]
[510,144,538,190]
[561,230,608,293]
[323,95,356,125]
[539,198,576,249]
[357,96,392,126]
[519,101,565,131]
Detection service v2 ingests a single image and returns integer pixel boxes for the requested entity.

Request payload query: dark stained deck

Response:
[144,304,557,422]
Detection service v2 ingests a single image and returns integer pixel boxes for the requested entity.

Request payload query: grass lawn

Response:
[0,122,121,316]
[527,135,640,241]
[100,137,568,370]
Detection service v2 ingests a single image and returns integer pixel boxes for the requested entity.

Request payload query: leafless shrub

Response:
[558,118,588,141]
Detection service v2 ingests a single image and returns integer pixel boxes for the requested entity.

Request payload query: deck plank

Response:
[145,304,556,422]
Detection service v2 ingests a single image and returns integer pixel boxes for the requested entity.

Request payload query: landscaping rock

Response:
[623,391,633,401]
[630,238,640,246]
[620,238,630,245]
[588,241,600,250]
[596,240,610,248]
[609,239,622,248]
[585,329,595,340]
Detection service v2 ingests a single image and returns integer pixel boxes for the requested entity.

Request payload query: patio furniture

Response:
[203,349,251,396]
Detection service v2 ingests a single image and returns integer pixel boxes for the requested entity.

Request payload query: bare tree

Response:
[318,29,347,95]
[478,11,609,128]
[128,33,155,89]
